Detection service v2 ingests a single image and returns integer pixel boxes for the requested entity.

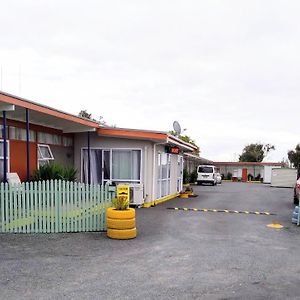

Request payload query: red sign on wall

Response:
[166,146,180,154]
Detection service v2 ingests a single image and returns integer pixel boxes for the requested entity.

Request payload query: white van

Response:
[197,165,217,186]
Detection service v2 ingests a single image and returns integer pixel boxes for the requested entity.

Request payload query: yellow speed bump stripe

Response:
[167,207,275,216]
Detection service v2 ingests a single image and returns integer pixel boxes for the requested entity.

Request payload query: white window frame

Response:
[80,147,143,185]
[38,144,54,167]
[0,139,10,176]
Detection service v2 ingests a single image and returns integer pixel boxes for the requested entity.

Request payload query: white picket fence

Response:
[0,180,115,233]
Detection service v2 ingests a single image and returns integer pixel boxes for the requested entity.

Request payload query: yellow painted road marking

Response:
[267,223,283,229]
[167,208,274,215]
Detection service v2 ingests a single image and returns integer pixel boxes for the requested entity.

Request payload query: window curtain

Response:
[131,150,141,180]
[103,151,110,180]
[0,141,3,181]
[82,149,102,184]
[0,141,3,157]
[9,127,35,142]
[0,161,3,182]
[112,150,131,180]
[112,150,141,180]
[38,132,61,145]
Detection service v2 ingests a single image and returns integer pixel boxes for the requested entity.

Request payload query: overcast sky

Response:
[0,1,299,162]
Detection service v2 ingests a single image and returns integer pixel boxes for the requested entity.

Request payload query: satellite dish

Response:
[173,121,182,135]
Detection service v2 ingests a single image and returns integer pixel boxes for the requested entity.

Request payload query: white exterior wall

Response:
[263,166,281,184]
[271,168,297,188]
[74,133,183,205]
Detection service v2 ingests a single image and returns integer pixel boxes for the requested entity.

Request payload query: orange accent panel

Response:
[97,128,167,141]
[0,93,99,128]
[10,141,37,182]
[242,168,248,182]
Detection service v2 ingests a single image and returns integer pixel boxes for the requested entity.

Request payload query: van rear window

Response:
[198,166,213,173]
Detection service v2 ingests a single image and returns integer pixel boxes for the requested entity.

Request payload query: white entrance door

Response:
[157,153,171,198]
[177,156,183,192]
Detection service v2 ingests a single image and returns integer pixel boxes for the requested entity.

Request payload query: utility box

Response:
[129,184,144,205]
[271,168,297,188]
[116,183,144,206]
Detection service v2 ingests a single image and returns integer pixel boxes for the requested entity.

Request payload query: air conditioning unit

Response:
[129,184,144,206]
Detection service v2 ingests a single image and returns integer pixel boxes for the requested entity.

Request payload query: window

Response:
[198,166,213,173]
[0,140,9,181]
[157,153,171,198]
[38,132,62,145]
[38,144,54,167]
[63,136,73,147]
[9,127,36,142]
[112,150,141,181]
[81,148,142,184]
[0,125,8,139]
[82,149,103,184]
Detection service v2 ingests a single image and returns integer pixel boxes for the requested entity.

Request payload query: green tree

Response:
[288,144,300,168]
[239,143,275,162]
[78,110,93,120]
[78,110,107,125]
[169,131,200,155]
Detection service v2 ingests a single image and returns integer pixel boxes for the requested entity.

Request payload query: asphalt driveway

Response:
[0,183,299,299]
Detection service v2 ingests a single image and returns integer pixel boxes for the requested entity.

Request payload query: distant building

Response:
[213,162,284,183]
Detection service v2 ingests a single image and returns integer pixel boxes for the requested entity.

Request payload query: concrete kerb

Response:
[142,193,180,208]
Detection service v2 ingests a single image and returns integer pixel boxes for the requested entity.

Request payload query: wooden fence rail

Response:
[0,180,115,233]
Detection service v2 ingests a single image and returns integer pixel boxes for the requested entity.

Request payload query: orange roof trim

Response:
[0,92,99,128]
[97,127,167,141]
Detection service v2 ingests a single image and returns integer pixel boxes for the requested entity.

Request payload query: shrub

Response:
[255,173,261,181]
[112,196,129,210]
[32,163,77,181]
[226,172,232,180]
[183,168,190,184]
[189,169,198,183]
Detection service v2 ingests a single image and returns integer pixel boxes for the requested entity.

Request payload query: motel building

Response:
[0,91,197,207]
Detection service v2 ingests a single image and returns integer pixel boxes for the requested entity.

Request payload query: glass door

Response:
[157,153,171,198]
[177,156,183,192]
